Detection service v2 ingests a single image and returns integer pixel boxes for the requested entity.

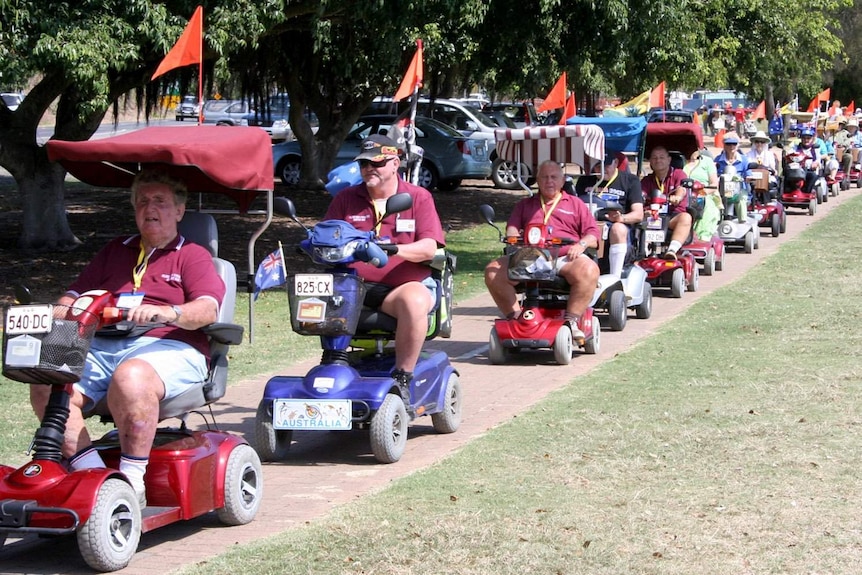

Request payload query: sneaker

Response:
[663,250,678,261]
[391,369,413,407]
[565,318,585,341]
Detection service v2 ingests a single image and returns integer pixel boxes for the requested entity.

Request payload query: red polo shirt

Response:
[324,180,445,286]
[66,234,225,357]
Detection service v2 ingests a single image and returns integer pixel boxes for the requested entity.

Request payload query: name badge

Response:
[116,292,144,308]
[396,219,416,233]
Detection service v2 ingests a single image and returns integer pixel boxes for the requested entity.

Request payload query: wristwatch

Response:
[578,239,588,248]
[171,305,183,324]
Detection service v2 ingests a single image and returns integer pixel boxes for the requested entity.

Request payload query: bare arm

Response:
[391,237,439,263]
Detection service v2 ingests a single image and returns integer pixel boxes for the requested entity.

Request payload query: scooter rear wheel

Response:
[703,248,715,276]
[608,289,627,332]
[635,283,652,320]
[370,393,408,463]
[217,443,263,526]
[431,372,462,434]
[254,400,293,461]
[77,478,141,572]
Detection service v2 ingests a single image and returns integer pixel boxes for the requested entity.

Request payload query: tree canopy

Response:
[0,0,856,250]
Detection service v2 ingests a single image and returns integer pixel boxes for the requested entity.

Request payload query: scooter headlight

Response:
[719,221,734,236]
[313,240,359,263]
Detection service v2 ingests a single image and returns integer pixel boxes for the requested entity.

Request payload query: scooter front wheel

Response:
[254,400,293,461]
[370,393,408,463]
[488,326,509,365]
[217,443,263,526]
[77,478,142,572]
[553,324,573,365]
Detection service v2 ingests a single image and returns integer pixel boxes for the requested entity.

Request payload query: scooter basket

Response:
[508,247,557,281]
[287,273,367,336]
[2,305,98,385]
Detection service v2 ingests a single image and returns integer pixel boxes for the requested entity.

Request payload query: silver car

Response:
[201,99,251,126]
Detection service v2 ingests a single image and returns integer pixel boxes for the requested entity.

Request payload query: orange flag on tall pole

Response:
[559,93,576,125]
[649,81,666,108]
[817,88,831,102]
[846,100,855,114]
[753,100,766,120]
[806,96,819,113]
[537,73,567,113]
[151,6,204,80]
[393,39,424,102]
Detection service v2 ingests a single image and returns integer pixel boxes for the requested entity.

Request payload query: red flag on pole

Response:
[649,81,666,108]
[806,96,819,113]
[846,100,855,114]
[394,40,424,102]
[152,6,204,80]
[559,93,576,125]
[817,88,831,102]
[753,100,766,120]
[537,73,567,113]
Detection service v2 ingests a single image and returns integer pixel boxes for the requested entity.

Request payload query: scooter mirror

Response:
[14,284,32,305]
[384,192,413,216]
[273,196,298,220]
[479,204,496,224]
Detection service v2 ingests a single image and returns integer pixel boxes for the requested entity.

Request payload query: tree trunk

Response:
[17,151,81,251]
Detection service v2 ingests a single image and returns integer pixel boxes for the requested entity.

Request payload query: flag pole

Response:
[197,6,203,124]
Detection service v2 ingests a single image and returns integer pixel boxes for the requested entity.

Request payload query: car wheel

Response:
[436,179,462,192]
[416,162,439,191]
[278,156,302,187]
[491,158,533,189]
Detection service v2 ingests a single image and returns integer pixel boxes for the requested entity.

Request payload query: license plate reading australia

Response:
[294,274,334,297]
[272,398,352,430]
[6,305,53,335]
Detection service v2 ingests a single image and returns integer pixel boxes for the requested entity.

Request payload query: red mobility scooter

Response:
[0,127,270,571]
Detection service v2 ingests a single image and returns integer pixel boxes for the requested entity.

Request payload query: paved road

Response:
[1,162,854,574]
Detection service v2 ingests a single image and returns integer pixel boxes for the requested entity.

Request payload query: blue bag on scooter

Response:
[302,220,389,267]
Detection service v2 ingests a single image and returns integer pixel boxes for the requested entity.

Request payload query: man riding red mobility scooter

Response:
[0,127,267,571]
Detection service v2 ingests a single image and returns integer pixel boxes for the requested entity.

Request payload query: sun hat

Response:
[750,131,770,143]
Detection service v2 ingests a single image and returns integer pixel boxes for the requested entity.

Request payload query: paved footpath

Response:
[1,181,854,574]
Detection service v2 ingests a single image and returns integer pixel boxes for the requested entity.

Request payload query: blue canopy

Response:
[566,116,647,154]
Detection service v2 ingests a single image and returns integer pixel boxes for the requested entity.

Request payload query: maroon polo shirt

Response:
[507,192,599,242]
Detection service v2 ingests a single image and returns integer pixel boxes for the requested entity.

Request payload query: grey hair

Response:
[130,169,188,206]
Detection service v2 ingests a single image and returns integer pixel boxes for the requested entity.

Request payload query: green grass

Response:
[172,197,862,575]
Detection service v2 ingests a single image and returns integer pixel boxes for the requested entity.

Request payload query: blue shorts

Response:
[74,336,208,411]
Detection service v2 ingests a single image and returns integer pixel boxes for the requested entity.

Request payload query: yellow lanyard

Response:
[595,169,619,193]
[372,199,387,235]
[541,193,563,225]
[132,243,155,293]
[654,173,665,195]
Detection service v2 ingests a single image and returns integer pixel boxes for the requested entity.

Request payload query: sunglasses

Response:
[358,158,392,169]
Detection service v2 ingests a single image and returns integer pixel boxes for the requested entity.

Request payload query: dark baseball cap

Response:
[354,134,401,162]
[603,150,619,165]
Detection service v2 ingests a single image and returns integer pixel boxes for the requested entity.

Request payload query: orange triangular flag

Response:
[649,81,666,108]
[817,88,831,102]
[806,96,819,113]
[152,6,203,80]
[537,73,567,113]
[846,100,855,114]
[559,94,576,125]
[393,39,424,102]
[753,100,766,120]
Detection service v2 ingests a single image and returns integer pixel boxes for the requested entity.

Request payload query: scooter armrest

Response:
[202,322,245,345]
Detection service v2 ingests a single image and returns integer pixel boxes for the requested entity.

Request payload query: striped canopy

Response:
[494,124,605,172]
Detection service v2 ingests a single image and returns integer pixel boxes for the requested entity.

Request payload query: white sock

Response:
[119,454,148,495]
[608,244,627,278]
[668,240,682,253]
[69,446,106,470]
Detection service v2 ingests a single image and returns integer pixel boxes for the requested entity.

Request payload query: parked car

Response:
[2,92,24,111]
[484,102,539,128]
[272,114,491,191]
[240,96,318,142]
[646,109,696,123]
[175,95,201,121]
[201,99,251,126]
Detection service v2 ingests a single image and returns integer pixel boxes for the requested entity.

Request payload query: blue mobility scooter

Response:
[254,194,461,464]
